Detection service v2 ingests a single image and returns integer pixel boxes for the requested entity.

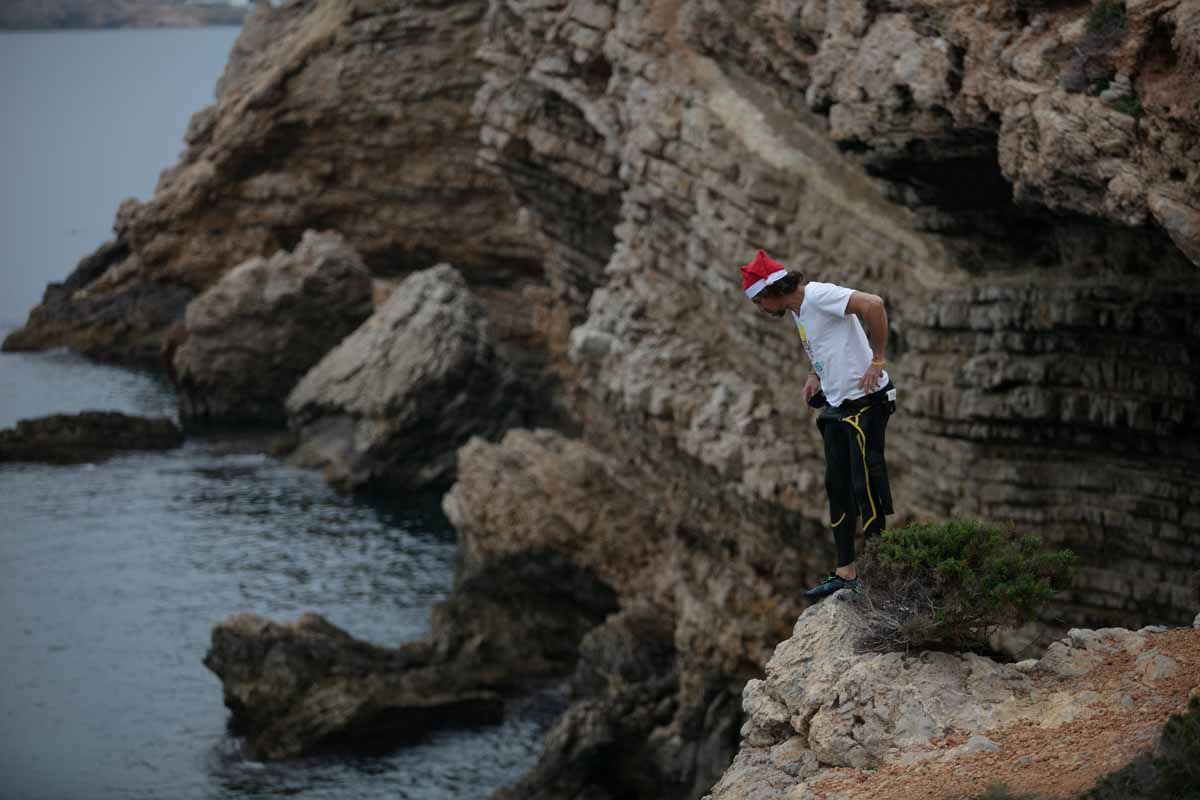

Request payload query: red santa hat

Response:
[739,250,789,299]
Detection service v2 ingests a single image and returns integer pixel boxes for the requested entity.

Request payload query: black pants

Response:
[816,384,895,567]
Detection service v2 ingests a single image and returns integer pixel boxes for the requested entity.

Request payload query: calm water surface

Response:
[0,28,551,800]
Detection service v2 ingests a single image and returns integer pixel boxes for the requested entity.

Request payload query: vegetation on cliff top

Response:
[857,519,1078,653]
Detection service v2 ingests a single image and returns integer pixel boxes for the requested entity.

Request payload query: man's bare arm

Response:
[845,291,888,390]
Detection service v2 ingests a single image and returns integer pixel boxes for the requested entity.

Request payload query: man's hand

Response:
[803,372,821,410]
[858,361,884,392]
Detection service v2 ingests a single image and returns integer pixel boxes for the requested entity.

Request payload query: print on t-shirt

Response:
[794,319,824,377]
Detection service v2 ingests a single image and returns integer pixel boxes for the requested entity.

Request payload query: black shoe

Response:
[803,573,858,600]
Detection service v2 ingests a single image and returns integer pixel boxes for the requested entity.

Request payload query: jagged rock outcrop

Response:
[205,551,618,760]
[286,264,524,491]
[492,606,707,800]
[2,0,541,365]
[171,230,374,425]
[203,612,505,760]
[444,427,799,797]
[0,412,183,463]
[707,591,1200,800]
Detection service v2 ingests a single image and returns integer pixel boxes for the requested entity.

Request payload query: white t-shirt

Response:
[791,282,889,408]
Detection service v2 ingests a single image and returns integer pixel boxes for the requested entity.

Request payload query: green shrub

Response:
[1109,94,1143,118]
[1082,696,1200,799]
[1154,695,1200,797]
[856,519,1077,653]
[1086,0,1125,35]
[1062,0,1127,94]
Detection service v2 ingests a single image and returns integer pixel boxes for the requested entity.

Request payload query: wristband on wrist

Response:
[870,358,885,366]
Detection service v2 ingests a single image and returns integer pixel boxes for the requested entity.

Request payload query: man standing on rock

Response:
[740,250,896,601]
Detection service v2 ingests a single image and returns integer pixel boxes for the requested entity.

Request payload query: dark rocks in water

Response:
[204,552,619,761]
[203,612,505,761]
[170,230,375,427]
[0,411,183,463]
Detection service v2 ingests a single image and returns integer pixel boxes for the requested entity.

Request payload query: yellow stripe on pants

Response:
[842,408,877,532]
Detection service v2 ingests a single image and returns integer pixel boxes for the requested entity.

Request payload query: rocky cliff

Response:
[708,591,1200,800]
[8,0,1200,797]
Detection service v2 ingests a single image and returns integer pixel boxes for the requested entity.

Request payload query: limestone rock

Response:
[0,411,182,463]
[286,264,521,492]
[171,230,373,425]
[202,612,504,760]
[444,426,774,798]
[710,600,1199,800]
[205,537,619,761]
[443,427,667,596]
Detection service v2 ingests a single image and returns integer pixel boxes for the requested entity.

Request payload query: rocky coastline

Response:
[6,0,1199,797]
[0,0,246,30]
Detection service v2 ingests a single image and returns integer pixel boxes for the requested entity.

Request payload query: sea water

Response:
[0,28,550,800]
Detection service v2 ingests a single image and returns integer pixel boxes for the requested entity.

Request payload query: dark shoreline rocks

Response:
[204,551,619,761]
[203,612,505,761]
[0,411,183,464]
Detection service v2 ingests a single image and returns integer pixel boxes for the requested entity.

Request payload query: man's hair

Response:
[759,272,801,298]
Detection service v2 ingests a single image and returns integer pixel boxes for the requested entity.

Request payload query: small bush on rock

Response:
[857,519,1077,653]
[1061,0,1127,93]
[1082,696,1200,799]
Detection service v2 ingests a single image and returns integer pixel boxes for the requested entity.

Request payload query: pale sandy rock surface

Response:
[286,264,522,491]
[171,230,373,425]
[708,594,1200,800]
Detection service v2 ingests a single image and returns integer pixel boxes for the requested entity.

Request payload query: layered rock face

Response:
[286,264,524,491]
[171,230,374,425]
[460,1,1200,792]
[2,0,540,365]
[474,0,1200,638]
[446,427,805,797]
